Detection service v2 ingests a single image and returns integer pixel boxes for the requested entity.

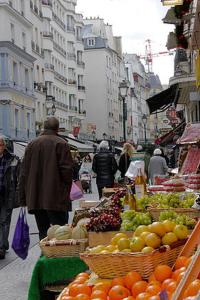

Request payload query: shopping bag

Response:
[12,208,30,260]
[70,181,83,200]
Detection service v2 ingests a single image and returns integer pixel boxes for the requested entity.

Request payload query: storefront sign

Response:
[162,0,183,6]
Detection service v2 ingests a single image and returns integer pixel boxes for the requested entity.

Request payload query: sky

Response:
[76,0,175,85]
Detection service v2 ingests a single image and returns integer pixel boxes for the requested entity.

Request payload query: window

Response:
[21,0,25,15]
[22,32,26,51]
[25,69,29,90]
[15,109,19,137]
[27,112,31,138]
[78,75,83,86]
[13,62,18,84]
[10,23,15,43]
[87,38,95,46]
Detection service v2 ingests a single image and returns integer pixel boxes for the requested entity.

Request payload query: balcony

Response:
[68,79,76,85]
[42,0,52,6]
[78,85,85,91]
[43,31,53,38]
[69,106,77,112]
[53,41,66,57]
[78,110,86,115]
[77,61,85,68]
[31,40,35,50]
[54,71,67,84]
[67,25,75,33]
[55,101,68,110]
[44,63,54,71]
[52,12,66,30]
[68,53,76,61]
[0,80,34,96]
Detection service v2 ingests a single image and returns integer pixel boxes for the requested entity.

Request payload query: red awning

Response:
[155,121,186,146]
[177,123,200,144]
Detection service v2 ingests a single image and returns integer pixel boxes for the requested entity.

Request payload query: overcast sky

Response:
[77,0,175,85]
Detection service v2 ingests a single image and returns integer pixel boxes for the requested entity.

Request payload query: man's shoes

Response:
[0,249,5,259]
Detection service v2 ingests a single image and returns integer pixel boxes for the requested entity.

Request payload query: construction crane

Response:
[138,39,175,73]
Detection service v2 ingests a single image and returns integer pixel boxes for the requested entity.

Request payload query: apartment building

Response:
[82,17,125,141]
[0,0,36,140]
[0,0,86,140]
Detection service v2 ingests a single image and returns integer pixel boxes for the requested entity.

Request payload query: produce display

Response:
[47,224,88,241]
[186,174,200,191]
[59,255,200,300]
[159,210,197,229]
[86,221,189,254]
[137,192,196,210]
[86,190,125,232]
[120,210,152,231]
[162,178,185,192]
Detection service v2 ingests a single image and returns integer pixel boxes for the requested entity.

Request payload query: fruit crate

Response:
[40,237,88,258]
[147,207,200,221]
[80,239,186,279]
[88,231,133,247]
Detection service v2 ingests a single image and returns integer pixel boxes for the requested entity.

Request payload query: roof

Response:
[146,84,179,114]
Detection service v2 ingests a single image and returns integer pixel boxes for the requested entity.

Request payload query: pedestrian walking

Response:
[18,117,73,240]
[92,140,118,199]
[118,143,135,179]
[148,148,168,184]
[0,136,20,259]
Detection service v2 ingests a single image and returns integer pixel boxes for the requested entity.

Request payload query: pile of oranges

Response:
[60,256,200,300]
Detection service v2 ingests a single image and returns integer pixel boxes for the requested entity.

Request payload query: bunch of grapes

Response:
[159,211,197,229]
[87,213,121,232]
[110,189,126,209]
[121,211,152,231]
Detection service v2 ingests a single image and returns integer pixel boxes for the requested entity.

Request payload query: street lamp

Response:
[119,80,129,142]
[142,114,147,144]
[51,103,56,115]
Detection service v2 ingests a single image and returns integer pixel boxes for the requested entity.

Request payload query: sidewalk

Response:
[0,179,98,300]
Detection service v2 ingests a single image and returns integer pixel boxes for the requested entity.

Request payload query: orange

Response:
[175,256,190,270]
[161,279,176,290]
[145,284,161,296]
[73,277,88,284]
[92,282,111,294]
[69,284,92,297]
[172,267,186,281]
[165,281,177,293]
[108,285,130,300]
[131,281,148,297]
[148,274,157,283]
[91,290,107,300]
[61,296,75,300]
[124,271,142,289]
[148,296,160,300]
[184,279,200,297]
[135,292,151,300]
[123,297,136,300]
[177,271,186,283]
[111,276,125,287]
[75,295,90,300]
[153,265,172,282]
[76,273,90,279]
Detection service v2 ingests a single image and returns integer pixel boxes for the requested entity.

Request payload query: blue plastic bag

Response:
[12,208,30,260]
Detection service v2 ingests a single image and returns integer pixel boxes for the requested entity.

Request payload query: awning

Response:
[177,123,200,144]
[146,84,179,114]
[13,141,27,158]
[155,120,186,146]
[59,134,94,153]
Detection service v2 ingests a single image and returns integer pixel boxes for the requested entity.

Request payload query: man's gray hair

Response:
[99,140,109,149]
[0,136,6,145]
[44,117,59,131]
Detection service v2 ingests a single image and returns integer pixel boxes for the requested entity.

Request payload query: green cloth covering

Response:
[28,256,88,300]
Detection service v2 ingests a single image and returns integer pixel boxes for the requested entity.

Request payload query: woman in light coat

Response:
[148,148,168,184]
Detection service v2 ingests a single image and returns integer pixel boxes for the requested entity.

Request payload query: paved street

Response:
[0,179,98,300]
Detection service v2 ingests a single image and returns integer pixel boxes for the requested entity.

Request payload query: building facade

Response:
[82,18,125,141]
[0,0,86,141]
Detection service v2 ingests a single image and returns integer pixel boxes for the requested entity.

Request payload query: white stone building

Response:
[82,18,125,141]
[124,54,150,145]
[0,0,36,140]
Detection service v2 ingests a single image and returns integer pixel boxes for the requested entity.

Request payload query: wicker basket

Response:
[80,240,186,279]
[147,208,200,221]
[40,237,88,258]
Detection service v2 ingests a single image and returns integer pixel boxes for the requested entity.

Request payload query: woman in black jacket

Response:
[92,141,118,199]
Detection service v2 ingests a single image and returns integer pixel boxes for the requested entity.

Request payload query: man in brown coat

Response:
[19,117,73,240]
